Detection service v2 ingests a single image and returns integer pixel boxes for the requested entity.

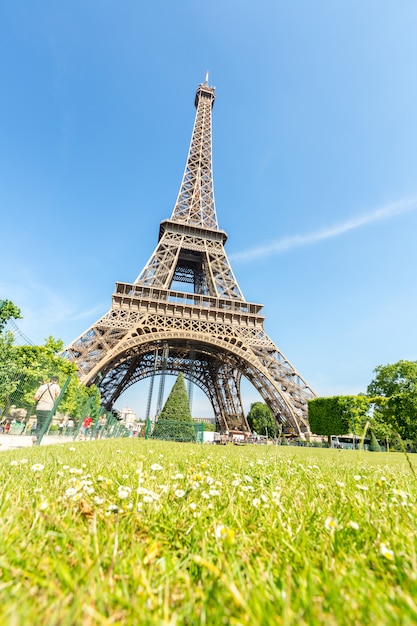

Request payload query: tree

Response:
[308,395,370,442]
[246,402,277,437]
[151,373,195,442]
[368,431,382,452]
[0,332,22,413]
[367,360,417,397]
[0,335,101,421]
[367,360,417,443]
[385,393,417,441]
[0,300,22,332]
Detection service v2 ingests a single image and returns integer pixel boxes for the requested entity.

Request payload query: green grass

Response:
[1,440,417,625]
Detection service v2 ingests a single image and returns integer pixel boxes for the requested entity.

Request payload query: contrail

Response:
[229,197,417,262]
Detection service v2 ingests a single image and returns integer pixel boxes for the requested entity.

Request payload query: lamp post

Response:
[351,411,356,450]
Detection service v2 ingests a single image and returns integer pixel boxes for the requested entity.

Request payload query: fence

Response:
[0,373,205,445]
[0,374,131,445]
[0,372,36,430]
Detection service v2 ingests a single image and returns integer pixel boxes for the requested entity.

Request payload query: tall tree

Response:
[367,360,417,397]
[151,373,195,441]
[158,372,192,421]
[367,360,417,443]
[246,402,277,436]
[0,332,22,413]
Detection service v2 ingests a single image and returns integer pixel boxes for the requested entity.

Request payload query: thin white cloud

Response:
[230,197,417,262]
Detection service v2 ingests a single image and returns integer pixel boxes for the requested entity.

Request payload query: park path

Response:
[0,434,74,451]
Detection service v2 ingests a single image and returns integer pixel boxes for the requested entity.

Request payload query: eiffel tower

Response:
[63,76,316,434]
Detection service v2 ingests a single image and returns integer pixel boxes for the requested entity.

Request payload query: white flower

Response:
[393,489,408,500]
[252,498,261,508]
[20,458,28,464]
[175,489,185,498]
[380,543,394,561]
[336,481,345,488]
[64,488,78,498]
[69,447,76,452]
[356,484,369,491]
[31,464,44,472]
[38,500,49,511]
[117,486,132,500]
[189,502,197,510]
[172,473,184,480]
[231,479,240,487]
[94,497,105,505]
[325,516,338,531]
[348,521,359,530]
[208,489,220,497]
[271,491,281,504]
[353,475,362,481]
[9,460,18,466]
[214,523,226,538]
[151,463,163,471]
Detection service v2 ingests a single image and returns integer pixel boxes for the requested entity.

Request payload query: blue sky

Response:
[1,1,416,418]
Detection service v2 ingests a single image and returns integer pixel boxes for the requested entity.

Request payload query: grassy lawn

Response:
[1,439,416,625]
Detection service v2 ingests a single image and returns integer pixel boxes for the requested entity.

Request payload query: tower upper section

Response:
[170,76,218,230]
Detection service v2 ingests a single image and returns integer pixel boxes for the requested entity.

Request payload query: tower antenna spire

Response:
[205,70,209,84]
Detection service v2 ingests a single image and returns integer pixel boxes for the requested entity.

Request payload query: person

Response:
[66,418,74,436]
[58,419,65,436]
[81,415,93,439]
[96,414,107,438]
[33,376,61,443]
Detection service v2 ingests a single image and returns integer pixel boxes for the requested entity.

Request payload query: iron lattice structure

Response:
[63,78,316,433]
